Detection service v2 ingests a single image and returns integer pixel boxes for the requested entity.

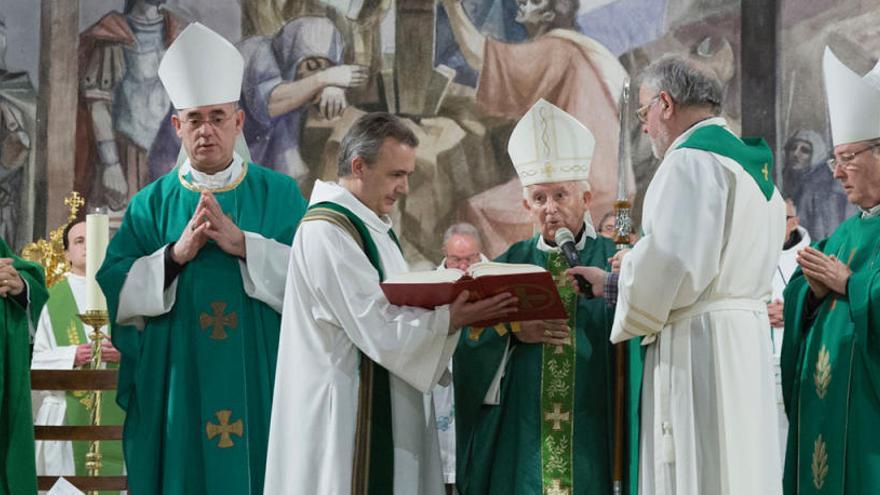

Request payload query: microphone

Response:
[554,227,592,297]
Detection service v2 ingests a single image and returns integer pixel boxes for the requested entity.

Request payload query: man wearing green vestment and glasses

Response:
[454,99,634,495]
[32,217,125,483]
[0,236,47,495]
[96,23,306,494]
[780,47,880,495]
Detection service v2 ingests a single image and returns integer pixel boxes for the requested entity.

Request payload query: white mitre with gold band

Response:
[508,99,595,186]
[823,47,880,146]
[158,22,244,109]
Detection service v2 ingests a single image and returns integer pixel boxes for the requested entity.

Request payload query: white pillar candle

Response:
[85,211,109,311]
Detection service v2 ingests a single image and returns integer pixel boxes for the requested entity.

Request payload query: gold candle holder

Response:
[77,309,109,488]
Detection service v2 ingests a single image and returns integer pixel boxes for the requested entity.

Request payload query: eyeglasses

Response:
[181,112,236,130]
[826,143,880,172]
[636,95,661,123]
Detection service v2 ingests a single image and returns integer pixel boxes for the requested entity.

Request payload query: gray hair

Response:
[442,222,482,249]
[639,54,724,115]
[337,112,419,177]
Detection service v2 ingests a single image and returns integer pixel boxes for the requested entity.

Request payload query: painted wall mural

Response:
[1,0,874,261]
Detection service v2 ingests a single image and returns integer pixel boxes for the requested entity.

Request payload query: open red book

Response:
[380,262,568,327]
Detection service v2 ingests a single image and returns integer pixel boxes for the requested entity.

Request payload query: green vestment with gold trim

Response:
[96,163,306,494]
[455,233,640,495]
[781,213,880,494]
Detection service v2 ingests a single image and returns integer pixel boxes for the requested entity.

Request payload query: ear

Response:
[522,197,532,212]
[171,113,183,137]
[582,188,592,209]
[658,91,674,118]
[541,10,555,23]
[234,108,245,131]
[351,156,367,178]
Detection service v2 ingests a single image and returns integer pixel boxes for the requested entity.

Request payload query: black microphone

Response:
[554,227,592,297]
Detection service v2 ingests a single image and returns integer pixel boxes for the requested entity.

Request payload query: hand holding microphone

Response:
[554,228,593,298]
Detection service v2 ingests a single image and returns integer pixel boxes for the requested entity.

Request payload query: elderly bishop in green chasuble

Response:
[97,23,306,494]
[781,48,880,495]
[455,100,640,495]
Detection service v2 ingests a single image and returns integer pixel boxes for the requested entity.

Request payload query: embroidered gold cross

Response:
[545,479,571,495]
[206,410,243,448]
[545,402,571,431]
[762,163,769,181]
[200,302,238,340]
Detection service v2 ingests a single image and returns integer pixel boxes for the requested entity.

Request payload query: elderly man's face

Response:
[638,84,675,159]
[172,102,244,174]
[785,139,813,170]
[444,234,482,271]
[523,181,591,242]
[599,215,616,239]
[831,141,880,209]
[515,0,552,26]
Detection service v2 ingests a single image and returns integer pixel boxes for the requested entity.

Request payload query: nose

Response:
[399,176,409,195]
[832,164,846,180]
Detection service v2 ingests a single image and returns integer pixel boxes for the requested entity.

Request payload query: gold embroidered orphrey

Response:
[812,434,829,490]
[200,301,238,340]
[206,410,244,448]
[814,345,831,399]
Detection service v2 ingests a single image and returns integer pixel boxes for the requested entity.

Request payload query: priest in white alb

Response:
[264,112,518,495]
[587,55,785,494]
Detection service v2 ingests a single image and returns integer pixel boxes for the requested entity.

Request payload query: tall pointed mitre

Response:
[158,22,244,109]
[508,99,595,186]
[823,47,880,146]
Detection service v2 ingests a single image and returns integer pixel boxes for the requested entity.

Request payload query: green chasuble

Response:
[45,277,125,481]
[96,163,306,494]
[455,233,640,495]
[0,237,47,495]
[781,213,880,494]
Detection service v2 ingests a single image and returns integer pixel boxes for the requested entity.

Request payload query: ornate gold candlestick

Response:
[78,309,109,490]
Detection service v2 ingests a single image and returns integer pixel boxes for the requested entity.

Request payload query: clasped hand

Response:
[172,192,246,264]
[796,246,851,299]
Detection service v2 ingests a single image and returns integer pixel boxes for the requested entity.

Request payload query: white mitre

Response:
[158,22,244,109]
[823,47,880,146]
[508,99,595,186]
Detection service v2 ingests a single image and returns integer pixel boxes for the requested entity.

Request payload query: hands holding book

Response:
[449,290,518,333]
[514,319,570,345]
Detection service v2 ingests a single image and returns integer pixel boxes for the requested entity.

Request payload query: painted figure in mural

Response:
[75,0,183,211]
[149,16,365,184]
[455,100,628,495]
[781,47,880,495]
[442,0,628,238]
[96,24,307,493]
[781,129,852,240]
[0,17,37,250]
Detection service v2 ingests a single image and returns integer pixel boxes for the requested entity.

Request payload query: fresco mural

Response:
[1,0,876,260]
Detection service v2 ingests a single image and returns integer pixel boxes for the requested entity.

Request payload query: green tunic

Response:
[96,163,306,494]
[45,277,125,481]
[455,233,639,495]
[781,213,880,494]
[0,237,47,495]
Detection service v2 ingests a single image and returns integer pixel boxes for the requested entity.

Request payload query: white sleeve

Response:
[611,150,731,343]
[294,221,457,394]
[238,232,290,313]
[115,245,179,329]
[482,337,513,405]
[31,305,77,370]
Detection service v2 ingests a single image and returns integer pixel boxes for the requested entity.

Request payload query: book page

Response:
[382,268,465,284]
[466,261,547,278]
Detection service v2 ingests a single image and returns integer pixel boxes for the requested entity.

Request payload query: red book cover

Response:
[380,270,567,327]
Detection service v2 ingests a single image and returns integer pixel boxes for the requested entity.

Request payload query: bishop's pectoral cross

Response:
[206,410,243,448]
[200,302,238,340]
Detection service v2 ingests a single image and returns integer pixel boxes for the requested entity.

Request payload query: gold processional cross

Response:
[206,410,243,448]
[200,302,238,340]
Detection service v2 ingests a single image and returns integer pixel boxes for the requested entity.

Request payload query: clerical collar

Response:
[179,153,245,192]
[666,117,729,158]
[536,220,595,253]
[860,203,880,219]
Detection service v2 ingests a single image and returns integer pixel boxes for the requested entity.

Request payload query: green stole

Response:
[677,124,776,200]
[782,215,880,493]
[45,277,125,479]
[0,238,46,495]
[541,252,578,493]
[301,201,399,495]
